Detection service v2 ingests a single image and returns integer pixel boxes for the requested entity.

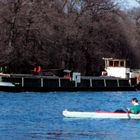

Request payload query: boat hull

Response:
[63,110,140,119]
[0,82,15,87]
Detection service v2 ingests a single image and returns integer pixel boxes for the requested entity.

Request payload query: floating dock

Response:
[0,74,135,92]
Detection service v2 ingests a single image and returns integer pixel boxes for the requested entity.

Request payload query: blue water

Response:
[0,91,140,140]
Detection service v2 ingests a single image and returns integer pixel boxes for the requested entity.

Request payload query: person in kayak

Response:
[115,98,140,114]
[127,98,140,114]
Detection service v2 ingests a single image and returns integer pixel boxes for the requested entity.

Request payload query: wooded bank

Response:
[0,0,140,75]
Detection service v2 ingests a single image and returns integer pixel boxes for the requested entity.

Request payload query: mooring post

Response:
[58,78,61,87]
[104,79,106,87]
[22,77,24,87]
[90,79,92,87]
[41,78,43,87]
[75,81,77,87]
[117,79,120,87]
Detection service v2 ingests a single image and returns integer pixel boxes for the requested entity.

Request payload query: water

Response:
[0,91,140,140]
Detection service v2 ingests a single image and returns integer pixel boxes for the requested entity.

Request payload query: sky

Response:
[125,0,139,7]
[116,0,140,9]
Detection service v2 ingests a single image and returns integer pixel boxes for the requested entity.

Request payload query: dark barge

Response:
[0,74,136,92]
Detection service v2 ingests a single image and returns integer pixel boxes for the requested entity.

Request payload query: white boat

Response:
[0,82,15,87]
[63,110,140,119]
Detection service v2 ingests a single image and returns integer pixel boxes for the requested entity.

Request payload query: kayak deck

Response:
[63,110,140,119]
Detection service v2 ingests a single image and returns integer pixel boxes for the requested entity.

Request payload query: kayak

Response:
[63,109,140,119]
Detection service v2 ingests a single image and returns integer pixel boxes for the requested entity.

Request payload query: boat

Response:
[0,82,15,87]
[62,109,140,119]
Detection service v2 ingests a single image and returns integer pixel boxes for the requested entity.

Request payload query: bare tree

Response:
[0,0,139,74]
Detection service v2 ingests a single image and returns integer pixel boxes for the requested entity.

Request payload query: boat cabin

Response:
[103,58,130,78]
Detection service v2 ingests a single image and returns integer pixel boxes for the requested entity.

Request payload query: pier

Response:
[0,74,135,92]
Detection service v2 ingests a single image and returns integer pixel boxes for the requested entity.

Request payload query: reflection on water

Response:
[0,91,140,140]
[47,130,118,140]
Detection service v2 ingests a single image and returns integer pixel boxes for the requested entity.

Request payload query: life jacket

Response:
[34,66,41,73]
[37,66,41,73]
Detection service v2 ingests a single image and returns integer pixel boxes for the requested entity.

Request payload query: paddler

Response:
[127,98,140,114]
[114,98,140,114]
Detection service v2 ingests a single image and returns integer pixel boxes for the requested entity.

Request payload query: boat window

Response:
[120,61,125,67]
[109,61,113,66]
[114,61,119,67]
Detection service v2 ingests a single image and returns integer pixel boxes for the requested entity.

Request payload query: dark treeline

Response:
[0,0,140,75]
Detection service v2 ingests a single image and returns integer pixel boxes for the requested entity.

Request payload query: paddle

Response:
[123,107,131,119]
